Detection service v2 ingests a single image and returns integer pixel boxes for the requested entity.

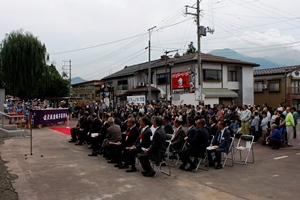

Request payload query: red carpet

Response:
[50,127,71,135]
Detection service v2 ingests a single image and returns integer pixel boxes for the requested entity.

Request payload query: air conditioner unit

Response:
[262,84,267,90]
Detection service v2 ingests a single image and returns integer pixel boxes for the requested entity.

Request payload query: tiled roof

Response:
[254,65,300,76]
[102,53,259,80]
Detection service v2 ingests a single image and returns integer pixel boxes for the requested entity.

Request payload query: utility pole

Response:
[148,26,156,104]
[62,60,72,99]
[185,1,214,104]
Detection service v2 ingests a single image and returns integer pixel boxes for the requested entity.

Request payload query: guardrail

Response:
[0,111,26,128]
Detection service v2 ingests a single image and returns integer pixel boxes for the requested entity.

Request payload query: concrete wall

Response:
[0,89,5,112]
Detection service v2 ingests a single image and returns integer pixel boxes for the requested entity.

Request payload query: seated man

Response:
[179,118,209,171]
[207,120,231,170]
[170,116,186,153]
[185,117,197,147]
[74,111,90,145]
[138,116,166,177]
[68,110,85,143]
[125,116,152,172]
[267,124,283,149]
[110,117,139,168]
[101,117,122,162]
[163,115,174,140]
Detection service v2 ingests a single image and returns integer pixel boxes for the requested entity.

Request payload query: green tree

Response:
[38,65,69,99]
[0,30,48,98]
[184,41,197,55]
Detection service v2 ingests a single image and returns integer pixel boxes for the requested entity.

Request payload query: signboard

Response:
[127,95,146,105]
[172,71,189,89]
[31,109,68,125]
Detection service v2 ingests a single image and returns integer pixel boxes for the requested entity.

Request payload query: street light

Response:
[164,50,179,105]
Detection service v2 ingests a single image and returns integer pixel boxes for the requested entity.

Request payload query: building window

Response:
[204,70,221,81]
[157,73,170,84]
[269,81,280,92]
[228,70,237,81]
[254,82,263,92]
[117,80,128,90]
[292,80,300,93]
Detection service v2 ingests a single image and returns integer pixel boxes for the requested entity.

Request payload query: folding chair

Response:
[193,153,208,171]
[150,142,171,176]
[169,141,187,167]
[233,135,254,164]
[221,137,235,167]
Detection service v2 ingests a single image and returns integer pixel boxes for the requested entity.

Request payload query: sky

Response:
[1,0,300,81]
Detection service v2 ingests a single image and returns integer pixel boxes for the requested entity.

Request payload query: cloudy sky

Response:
[1,0,299,80]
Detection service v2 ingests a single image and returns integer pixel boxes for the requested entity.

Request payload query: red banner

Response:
[172,71,190,89]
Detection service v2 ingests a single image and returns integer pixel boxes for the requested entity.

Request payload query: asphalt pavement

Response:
[1,119,300,200]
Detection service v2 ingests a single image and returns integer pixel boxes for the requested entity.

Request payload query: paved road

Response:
[1,119,300,200]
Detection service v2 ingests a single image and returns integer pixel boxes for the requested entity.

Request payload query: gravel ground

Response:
[0,139,19,200]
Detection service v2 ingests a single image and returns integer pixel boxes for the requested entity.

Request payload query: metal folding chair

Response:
[221,137,235,167]
[233,135,254,164]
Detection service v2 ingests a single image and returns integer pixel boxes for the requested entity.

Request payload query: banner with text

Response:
[31,109,68,125]
[172,71,190,89]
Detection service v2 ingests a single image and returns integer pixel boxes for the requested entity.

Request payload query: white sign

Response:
[127,95,146,105]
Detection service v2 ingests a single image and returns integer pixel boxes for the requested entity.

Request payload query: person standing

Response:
[240,104,251,135]
[285,107,295,147]
[292,107,298,138]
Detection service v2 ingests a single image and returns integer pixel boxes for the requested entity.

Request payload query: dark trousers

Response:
[138,153,153,172]
[77,131,87,143]
[269,138,283,149]
[90,136,104,152]
[128,148,142,168]
[251,130,259,142]
[70,128,78,140]
[207,147,226,164]
[179,148,194,166]
[294,126,297,138]
[115,145,130,164]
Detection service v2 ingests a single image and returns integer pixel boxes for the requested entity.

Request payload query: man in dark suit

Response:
[68,110,85,142]
[185,117,197,147]
[179,118,209,171]
[209,117,218,136]
[163,115,174,140]
[138,116,166,177]
[125,116,152,172]
[207,120,231,169]
[170,117,186,153]
[75,111,90,145]
[111,117,140,168]
[87,113,103,156]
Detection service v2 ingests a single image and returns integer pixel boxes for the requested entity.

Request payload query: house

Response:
[102,52,259,106]
[254,65,300,109]
[71,80,105,102]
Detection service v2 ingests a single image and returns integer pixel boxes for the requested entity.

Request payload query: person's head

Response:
[174,116,183,128]
[262,111,267,118]
[139,116,150,128]
[127,117,135,128]
[196,118,206,129]
[152,116,163,128]
[209,117,218,125]
[84,111,89,118]
[292,107,297,112]
[286,107,291,113]
[163,115,170,123]
[91,112,97,119]
[243,104,248,110]
[217,121,226,130]
[187,117,195,127]
[253,111,258,117]
[280,114,285,120]
[270,124,277,131]
[107,117,114,126]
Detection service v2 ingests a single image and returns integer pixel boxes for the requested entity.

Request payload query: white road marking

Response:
[273,156,288,160]
[271,175,279,177]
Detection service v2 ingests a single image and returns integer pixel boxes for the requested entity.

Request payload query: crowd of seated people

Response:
[66,102,298,177]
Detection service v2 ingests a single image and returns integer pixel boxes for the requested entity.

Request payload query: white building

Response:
[102,53,259,106]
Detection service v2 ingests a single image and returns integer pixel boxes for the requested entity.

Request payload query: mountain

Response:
[71,77,86,84]
[208,48,281,69]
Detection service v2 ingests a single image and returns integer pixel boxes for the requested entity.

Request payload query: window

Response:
[228,70,237,81]
[292,80,300,93]
[157,73,170,84]
[254,82,263,93]
[204,70,221,81]
[269,81,280,92]
[117,80,128,90]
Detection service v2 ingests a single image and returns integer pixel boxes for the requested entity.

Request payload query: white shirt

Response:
[150,126,159,141]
